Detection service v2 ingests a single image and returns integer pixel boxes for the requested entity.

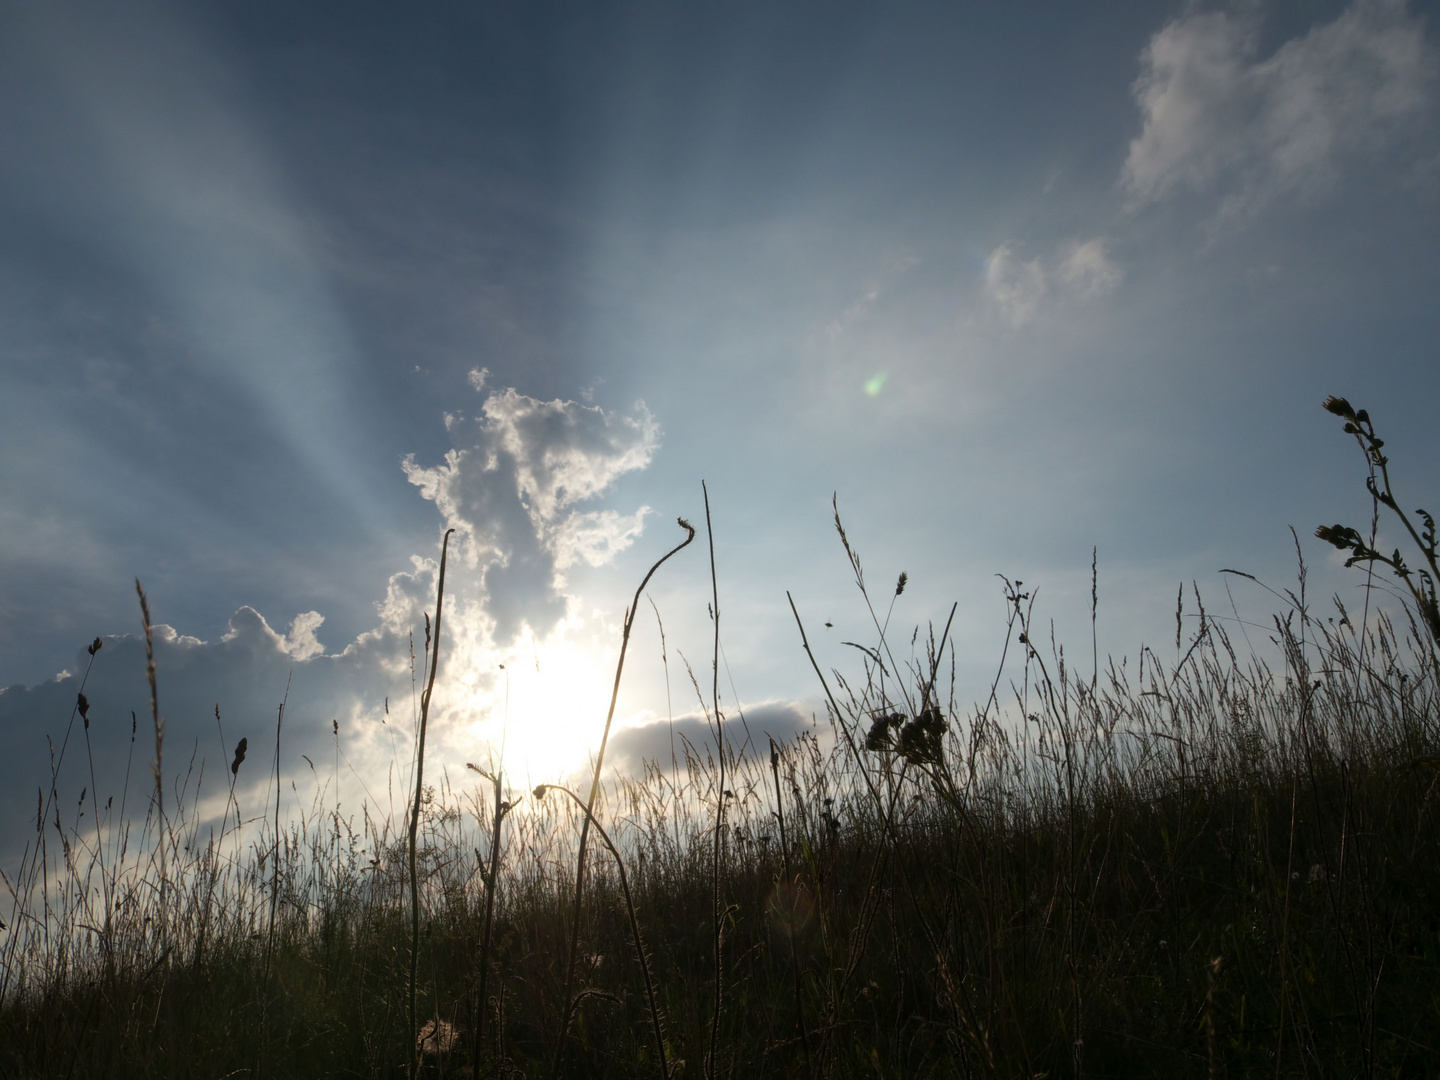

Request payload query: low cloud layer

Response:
[0,600,411,864]
[602,701,819,778]
[1123,0,1435,216]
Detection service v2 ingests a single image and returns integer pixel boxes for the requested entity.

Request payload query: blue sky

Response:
[3,0,1439,844]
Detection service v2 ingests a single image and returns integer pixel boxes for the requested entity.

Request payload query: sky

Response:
[2,0,1439,853]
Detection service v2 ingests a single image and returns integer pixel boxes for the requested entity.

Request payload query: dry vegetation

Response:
[2,399,1439,1078]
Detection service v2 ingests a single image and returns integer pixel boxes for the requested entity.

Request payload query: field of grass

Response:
[3,399,1439,1078]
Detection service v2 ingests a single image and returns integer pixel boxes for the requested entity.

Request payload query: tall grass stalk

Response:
[769,735,812,1079]
[409,527,454,1080]
[468,761,512,1079]
[0,637,106,1005]
[136,582,165,948]
[702,481,725,1080]
[257,677,290,1080]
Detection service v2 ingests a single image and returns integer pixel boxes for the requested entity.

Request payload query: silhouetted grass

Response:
[3,405,1439,1078]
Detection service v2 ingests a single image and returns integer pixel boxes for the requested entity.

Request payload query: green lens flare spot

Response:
[864,373,887,397]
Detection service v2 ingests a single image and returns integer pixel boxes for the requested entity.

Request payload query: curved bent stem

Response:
[540,784,669,1080]
[551,518,695,1080]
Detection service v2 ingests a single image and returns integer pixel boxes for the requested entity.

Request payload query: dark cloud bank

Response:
[602,700,819,778]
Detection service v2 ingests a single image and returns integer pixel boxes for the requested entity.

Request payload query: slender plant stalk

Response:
[197,704,239,975]
[1274,773,1298,1078]
[77,639,111,976]
[646,594,682,849]
[786,591,887,815]
[703,482,726,1080]
[551,517,695,1080]
[771,737,813,1080]
[136,582,165,945]
[472,766,511,1080]
[539,784,670,1080]
[410,528,455,1080]
[257,675,290,1080]
[1318,396,1440,663]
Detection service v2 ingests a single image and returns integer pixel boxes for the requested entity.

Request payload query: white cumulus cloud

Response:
[280,610,327,661]
[1122,0,1435,215]
[403,387,658,640]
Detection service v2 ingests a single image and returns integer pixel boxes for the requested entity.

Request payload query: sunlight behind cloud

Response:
[444,628,621,784]
[403,385,659,642]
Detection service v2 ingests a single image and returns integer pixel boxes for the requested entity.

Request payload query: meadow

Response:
[2,397,1439,1078]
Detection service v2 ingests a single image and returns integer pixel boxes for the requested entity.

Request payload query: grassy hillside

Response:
[4,400,1439,1078]
[3,557,1439,1078]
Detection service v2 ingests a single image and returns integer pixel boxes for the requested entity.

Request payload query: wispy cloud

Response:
[1057,238,1124,298]
[1122,0,1435,217]
[983,238,1121,327]
[824,253,921,340]
[983,244,1048,328]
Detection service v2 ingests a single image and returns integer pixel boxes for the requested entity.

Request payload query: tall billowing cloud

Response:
[402,377,659,642]
[0,383,662,863]
[1122,0,1435,216]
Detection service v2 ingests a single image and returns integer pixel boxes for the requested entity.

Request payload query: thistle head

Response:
[1323,396,1356,420]
[865,712,903,752]
[1316,524,1361,550]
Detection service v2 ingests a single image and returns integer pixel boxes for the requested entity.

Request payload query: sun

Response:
[446,629,627,787]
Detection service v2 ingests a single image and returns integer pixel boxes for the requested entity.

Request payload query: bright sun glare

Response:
[450,632,624,787]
